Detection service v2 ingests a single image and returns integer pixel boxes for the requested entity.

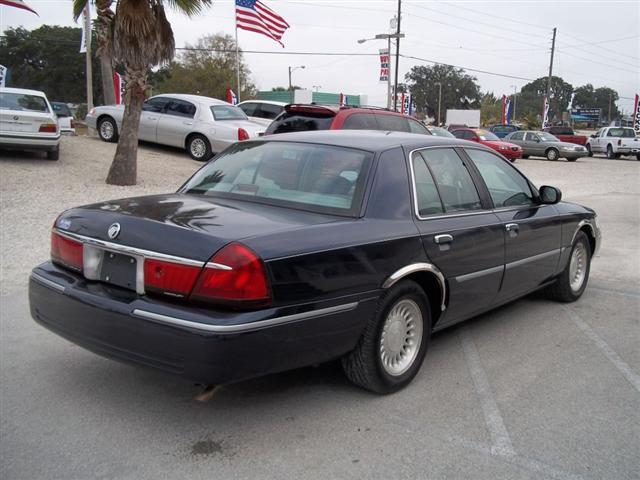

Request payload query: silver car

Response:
[505,130,587,162]
[86,94,265,161]
[237,100,286,127]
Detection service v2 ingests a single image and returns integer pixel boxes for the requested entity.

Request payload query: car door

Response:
[463,147,561,302]
[139,97,170,142]
[592,128,604,152]
[507,131,525,152]
[410,147,505,324]
[523,132,541,156]
[156,99,197,147]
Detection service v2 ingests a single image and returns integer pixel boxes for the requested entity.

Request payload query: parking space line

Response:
[562,305,640,394]
[459,327,515,456]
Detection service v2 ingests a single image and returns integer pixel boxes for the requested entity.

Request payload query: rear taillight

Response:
[70,119,75,129]
[191,243,270,307]
[39,123,58,133]
[238,128,250,141]
[144,259,201,297]
[51,231,83,272]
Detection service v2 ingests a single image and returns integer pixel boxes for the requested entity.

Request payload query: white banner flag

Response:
[79,5,91,53]
[0,65,7,88]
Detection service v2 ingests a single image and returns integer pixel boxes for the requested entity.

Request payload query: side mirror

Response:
[539,185,562,204]
[534,137,541,143]
[590,134,596,138]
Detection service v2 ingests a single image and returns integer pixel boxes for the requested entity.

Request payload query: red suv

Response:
[450,127,522,162]
[264,104,431,136]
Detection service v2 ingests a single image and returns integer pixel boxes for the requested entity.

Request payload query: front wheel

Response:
[546,148,559,161]
[187,134,212,161]
[586,144,593,157]
[341,280,431,394]
[545,231,591,302]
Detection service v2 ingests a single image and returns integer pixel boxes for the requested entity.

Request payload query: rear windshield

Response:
[607,128,635,138]
[476,130,500,141]
[52,102,72,117]
[265,112,335,134]
[0,92,49,113]
[492,125,517,133]
[210,105,248,121]
[548,127,573,135]
[181,141,373,216]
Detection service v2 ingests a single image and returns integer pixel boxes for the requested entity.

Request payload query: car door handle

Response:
[434,234,454,244]
[146,116,157,121]
[505,223,519,237]
[183,121,193,126]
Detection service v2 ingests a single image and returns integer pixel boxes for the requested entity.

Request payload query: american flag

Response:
[0,0,38,15]
[236,0,290,47]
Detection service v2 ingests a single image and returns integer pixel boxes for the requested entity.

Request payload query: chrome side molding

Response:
[382,263,446,311]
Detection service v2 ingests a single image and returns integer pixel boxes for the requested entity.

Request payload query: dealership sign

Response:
[379,48,389,83]
[633,94,639,135]
[570,108,601,122]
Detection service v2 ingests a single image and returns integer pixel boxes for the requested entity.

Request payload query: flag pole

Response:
[235,19,241,103]
[85,4,93,112]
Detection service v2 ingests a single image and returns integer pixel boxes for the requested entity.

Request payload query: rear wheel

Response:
[546,148,559,161]
[567,157,577,162]
[545,231,591,302]
[98,117,118,143]
[522,154,529,159]
[586,144,593,157]
[606,145,616,159]
[46,145,60,161]
[341,280,431,394]
[636,154,639,161]
[187,134,212,161]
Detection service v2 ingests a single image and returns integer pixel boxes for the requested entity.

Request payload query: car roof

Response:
[285,104,418,118]
[238,100,287,107]
[0,87,47,97]
[151,93,230,106]
[260,129,482,152]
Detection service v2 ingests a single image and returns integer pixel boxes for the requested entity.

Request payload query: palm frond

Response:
[162,0,213,16]
[72,0,88,21]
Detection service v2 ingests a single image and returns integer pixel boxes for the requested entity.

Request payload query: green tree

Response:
[480,93,502,126]
[404,64,481,119]
[0,25,103,104]
[155,34,256,100]
[517,75,573,122]
[572,84,620,121]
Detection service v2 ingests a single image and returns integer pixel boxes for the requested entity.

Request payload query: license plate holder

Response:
[100,251,137,290]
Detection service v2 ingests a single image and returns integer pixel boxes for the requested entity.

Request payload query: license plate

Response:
[3,122,33,132]
[100,251,137,290]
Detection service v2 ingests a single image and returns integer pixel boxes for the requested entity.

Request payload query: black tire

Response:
[98,117,118,143]
[341,280,431,394]
[546,148,559,161]
[567,157,577,162]
[522,154,530,159]
[586,144,593,157]
[606,145,616,159]
[636,154,640,161]
[187,134,212,161]
[46,146,60,161]
[545,231,591,302]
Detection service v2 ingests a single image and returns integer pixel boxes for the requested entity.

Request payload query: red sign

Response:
[113,72,125,104]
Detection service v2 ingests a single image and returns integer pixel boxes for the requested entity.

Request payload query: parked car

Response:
[446,123,468,131]
[237,100,286,127]
[264,105,432,135]
[51,102,76,135]
[0,87,60,160]
[450,127,522,161]
[505,130,587,161]
[29,130,600,394]
[542,126,587,146]
[86,94,265,161]
[586,127,639,160]
[489,124,520,138]
[427,126,455,137]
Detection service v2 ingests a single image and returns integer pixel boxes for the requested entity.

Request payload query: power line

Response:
[556,48,638,74]
[400,54,535,81]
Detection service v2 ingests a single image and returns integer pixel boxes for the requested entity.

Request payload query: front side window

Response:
[451,129,466,139]
[238,102,258,117]
[525,132,538,141]
[342,113,378,130]
[0,92,49,112]
[181,142,373,216]
[258,103,284,120]
[417,148,482,212]
[465,148,535,208]
[510,132,524,141]
[211,105,248,121]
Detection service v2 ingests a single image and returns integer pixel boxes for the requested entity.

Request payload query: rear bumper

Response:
[0,133,60,150]
[617,147,639,155]
[29,262,375,384]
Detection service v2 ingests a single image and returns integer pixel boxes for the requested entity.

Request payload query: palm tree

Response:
[73,0,212,185]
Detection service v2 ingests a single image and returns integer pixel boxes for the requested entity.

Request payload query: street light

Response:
[434,82,442,126]
[288,65,305,91]
[357,33,405,110]
[510,84,518,123]
[312,85,322,92]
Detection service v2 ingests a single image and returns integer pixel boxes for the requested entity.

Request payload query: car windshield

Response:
[0,92,49,112]
[181,141,373,216]
[608,128,636,138]
[265,111,335,134]
[476,130,500,141]
[538,132,559,142]
[210,105,248,121]
[429,127,455,138]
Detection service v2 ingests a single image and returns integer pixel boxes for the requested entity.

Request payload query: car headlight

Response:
[499,145,509,150]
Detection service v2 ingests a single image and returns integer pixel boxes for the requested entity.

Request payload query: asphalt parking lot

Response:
[1,136,639,480]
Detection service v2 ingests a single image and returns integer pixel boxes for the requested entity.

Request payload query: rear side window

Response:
[265,112,335,134]
[257,103,284,120]
[238,102,258,116]
[416,148,482,213]
[165,99,196,118]
[408,119,430,134]
[376,114,410,132]
[211,105,248,121]
[451,130,465,139]
[412,155,444,216]
[52,103,72,117]
[342,113,378,130]
[0,92,49,112]
[143,97,171,112]
[510,132,524,140]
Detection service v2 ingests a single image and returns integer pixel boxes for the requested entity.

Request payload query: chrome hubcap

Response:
[569,242,588,292]
[379,299,423,376]
[548,150,557,160]
[190,138,206,158]
[100,121,114,139]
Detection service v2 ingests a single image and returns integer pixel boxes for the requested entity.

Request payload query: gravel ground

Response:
[0,136,200,295]
[1,135,639,480]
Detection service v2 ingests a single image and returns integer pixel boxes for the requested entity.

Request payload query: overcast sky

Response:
[2,0,638,112]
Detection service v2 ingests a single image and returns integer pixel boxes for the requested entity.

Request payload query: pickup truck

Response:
[586,126,639,160]
[542,126,588,146]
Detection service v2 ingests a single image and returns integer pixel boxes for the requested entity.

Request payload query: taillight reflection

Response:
[51,231,83,271]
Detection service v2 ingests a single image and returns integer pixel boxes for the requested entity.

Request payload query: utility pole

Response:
[608,91,612,123]
[393,0,402,112]
[511,85,517,122]
[84,5,93,112]
[544,27,556,126]
[435,82,442,126]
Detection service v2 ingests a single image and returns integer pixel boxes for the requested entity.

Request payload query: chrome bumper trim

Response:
[30,272,66,293]
[132,302,359,334]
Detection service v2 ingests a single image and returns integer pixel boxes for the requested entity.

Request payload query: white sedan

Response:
[86,94,265,161]
[0,87,61,160]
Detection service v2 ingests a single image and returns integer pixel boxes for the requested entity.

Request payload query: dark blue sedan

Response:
[29,130,600,394]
